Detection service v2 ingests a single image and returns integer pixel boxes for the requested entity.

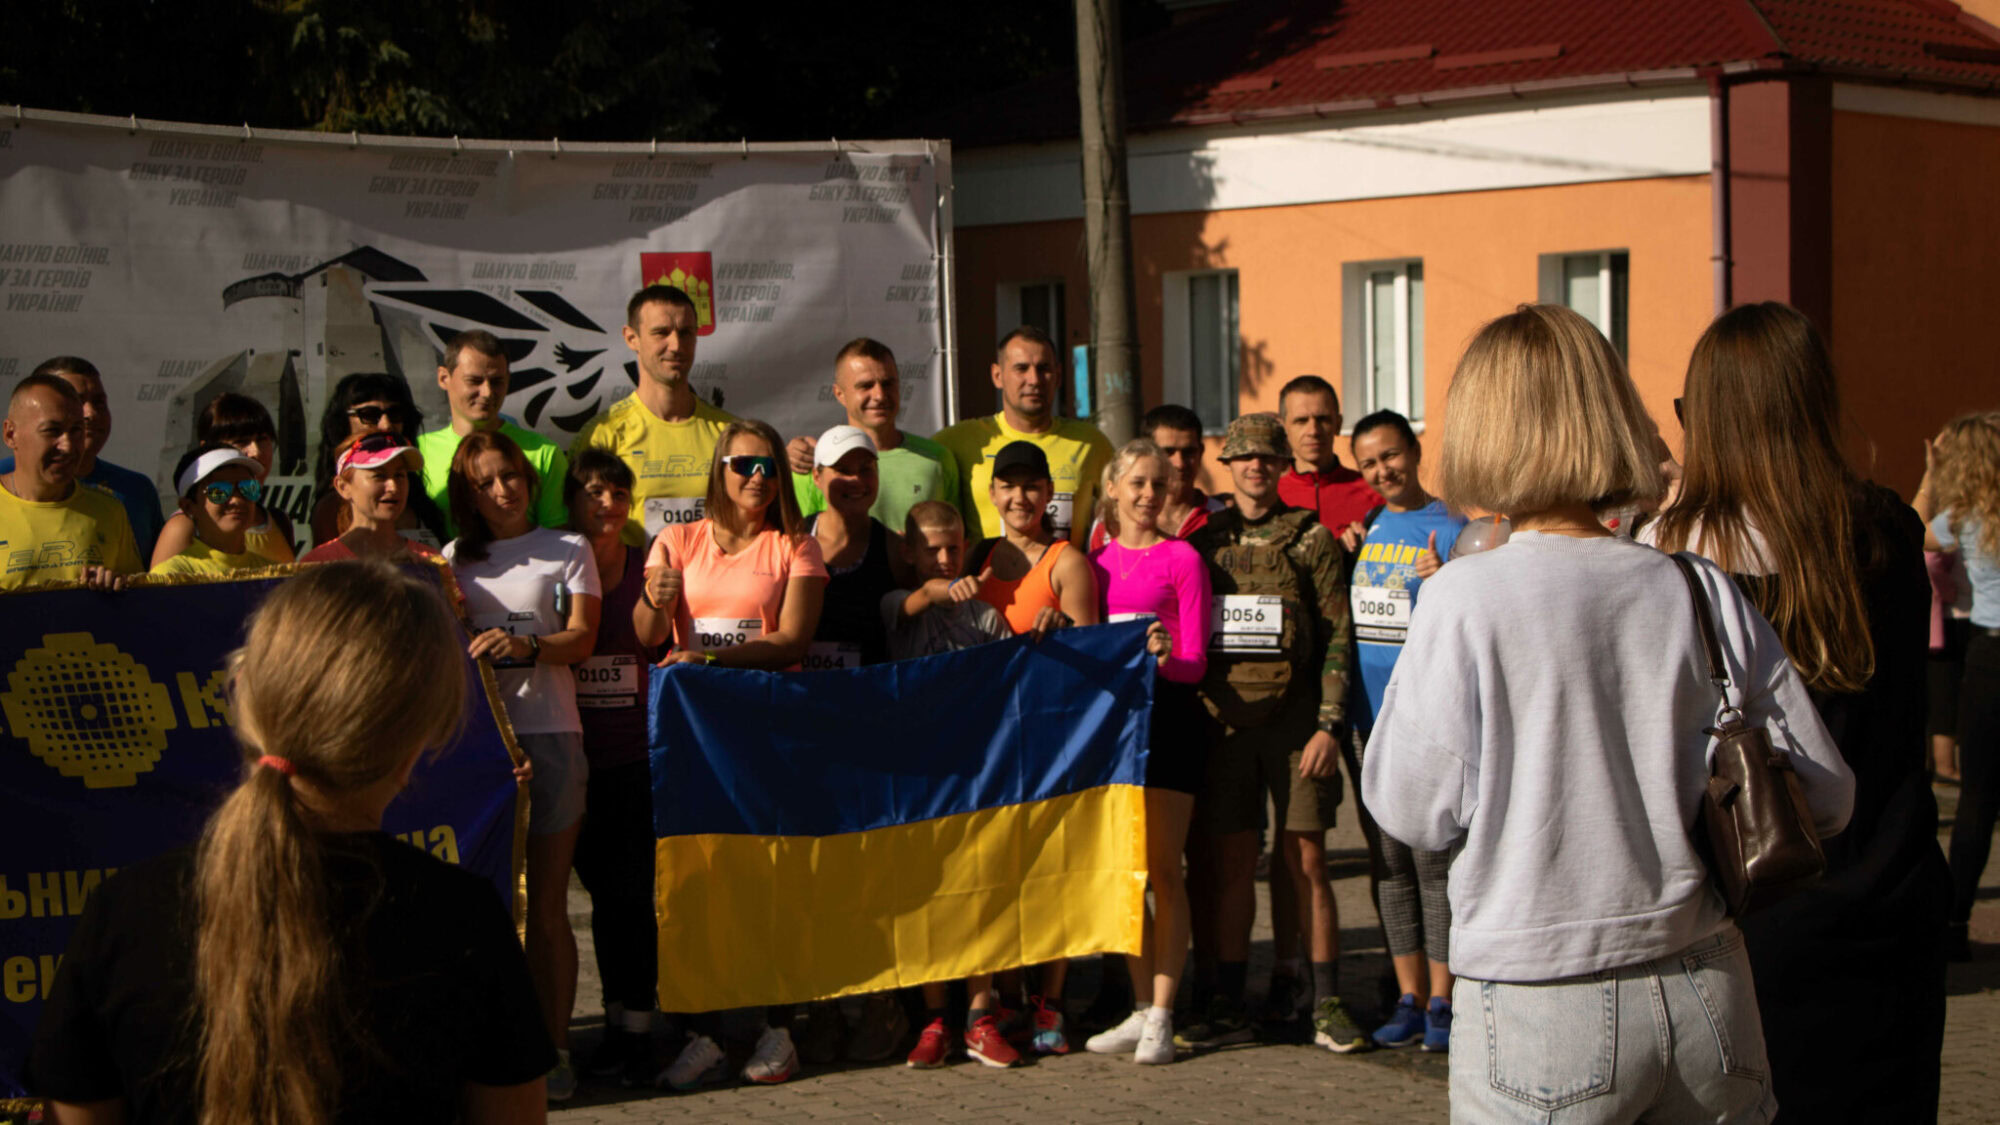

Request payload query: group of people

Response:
[7,281,1996,1123]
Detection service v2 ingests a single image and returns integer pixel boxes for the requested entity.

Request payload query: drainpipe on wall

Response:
[1707,71,1731,316]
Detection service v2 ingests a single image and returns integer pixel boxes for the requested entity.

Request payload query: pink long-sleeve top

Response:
[1092,537,1212,684]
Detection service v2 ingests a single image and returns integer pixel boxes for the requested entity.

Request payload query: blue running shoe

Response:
[1372,994,1425,1048]
[1422,997,1452,1053]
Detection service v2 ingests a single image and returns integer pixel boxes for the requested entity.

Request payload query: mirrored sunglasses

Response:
[723,455,777,479]
[203,479,263,506]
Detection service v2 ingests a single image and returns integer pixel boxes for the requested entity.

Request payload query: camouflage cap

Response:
[1219,412,1289,460]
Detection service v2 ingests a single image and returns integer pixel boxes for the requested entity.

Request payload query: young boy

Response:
[877,501,1025,1067]
[150,444,276,578]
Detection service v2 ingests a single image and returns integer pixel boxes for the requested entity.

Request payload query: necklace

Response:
[1112,539,1156,582]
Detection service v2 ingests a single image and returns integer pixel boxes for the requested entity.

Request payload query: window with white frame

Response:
[996,280,1069,414]
[1540,250,1628,356]
[1339,259,1424,424]
[1161,269,1240,433]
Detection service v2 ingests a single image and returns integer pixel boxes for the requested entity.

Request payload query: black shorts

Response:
[1145,681,1213,794]
[1930,617,1971,738]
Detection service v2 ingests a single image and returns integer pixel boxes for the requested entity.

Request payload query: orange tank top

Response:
[977,539,1071,636]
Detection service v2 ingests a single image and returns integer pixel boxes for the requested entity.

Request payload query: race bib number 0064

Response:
[1211,595,1283,653]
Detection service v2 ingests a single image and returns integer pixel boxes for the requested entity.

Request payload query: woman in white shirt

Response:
[1360,304,1852,1123]
[444,428,602,1103]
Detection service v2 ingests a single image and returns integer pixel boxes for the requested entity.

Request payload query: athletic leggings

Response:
[1378,837,1451,964]
[572,759,658,1013]
[1949,632,2000,923]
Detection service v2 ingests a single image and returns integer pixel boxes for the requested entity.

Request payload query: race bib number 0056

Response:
[1211,595,1283,653]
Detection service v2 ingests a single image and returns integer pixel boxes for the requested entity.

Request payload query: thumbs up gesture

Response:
[949,565,994,604]
[1414,530,1442,579]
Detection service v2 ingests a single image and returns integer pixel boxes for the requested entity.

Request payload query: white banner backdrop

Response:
[0,110,954,531]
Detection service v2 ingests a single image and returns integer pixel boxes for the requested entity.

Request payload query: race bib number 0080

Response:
[1351,586,1411,644]
[644,495,705,538]
[692,616,762,650]
[1211,595,1283,652]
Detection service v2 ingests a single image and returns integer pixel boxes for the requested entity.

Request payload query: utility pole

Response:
[1074,0,1141,445]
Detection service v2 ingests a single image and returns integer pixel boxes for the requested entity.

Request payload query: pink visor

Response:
[336,433,423,475]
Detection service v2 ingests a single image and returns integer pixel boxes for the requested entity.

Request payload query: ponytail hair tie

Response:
[256,755,297,777]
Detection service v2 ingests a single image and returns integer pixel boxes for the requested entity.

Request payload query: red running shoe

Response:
[965,1014,1024,1068]
[1031,996,1071,1055]
[906,1017,957,1069]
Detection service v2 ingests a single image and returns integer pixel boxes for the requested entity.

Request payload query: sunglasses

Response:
[348,405,407,427]
[202,479,263,506]
[723,454,777,479]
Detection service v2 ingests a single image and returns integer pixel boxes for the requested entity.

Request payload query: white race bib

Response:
[801,641,864,671]
[691,616,762,651]
[1210,595,1284,653]
[399,526,442,550]
[1351,586,1412,643]
[472,610,537,669]
[643,495,706,538]
[1046,491,1076,539]
[1108,612,1156,624]
[574,653,640,709]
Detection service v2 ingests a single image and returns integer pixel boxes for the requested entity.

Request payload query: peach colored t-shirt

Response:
[646,519,828,652]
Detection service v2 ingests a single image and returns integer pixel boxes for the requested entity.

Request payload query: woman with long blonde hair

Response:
[1365,304,1851,1121]
[1645,302,1948,1122]
[1917,411,2000,962]
[28,561,553,1123]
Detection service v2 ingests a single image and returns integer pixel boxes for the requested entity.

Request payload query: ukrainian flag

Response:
[648,621,1152,1013]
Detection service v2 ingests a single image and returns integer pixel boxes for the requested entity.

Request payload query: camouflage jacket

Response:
[1190,502,1350,723]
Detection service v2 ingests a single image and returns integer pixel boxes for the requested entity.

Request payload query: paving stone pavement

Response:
[554,783,2000,1124]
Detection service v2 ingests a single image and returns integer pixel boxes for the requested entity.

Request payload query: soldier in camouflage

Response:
[1179,412,1371,1056]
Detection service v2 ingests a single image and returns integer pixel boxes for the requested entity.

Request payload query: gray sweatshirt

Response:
[1360,532,1853,982]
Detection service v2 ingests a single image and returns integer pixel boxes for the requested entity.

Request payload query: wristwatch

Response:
[1317,716,1346,740]
[525,635,541,662]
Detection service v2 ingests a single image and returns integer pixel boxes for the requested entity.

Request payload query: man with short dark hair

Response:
[414,329,570,536]
[572,285,736,546]
[1275,376,1380,538]
[0,375,139,589]
[0,357,164,560]
[785,338,959,533]
[1088,402,1225,550]
[933,326,1114,546]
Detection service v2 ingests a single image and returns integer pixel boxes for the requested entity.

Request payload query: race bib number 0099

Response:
[644,495,705,538]
[1211,595,1283,653]
[692,616,762,650]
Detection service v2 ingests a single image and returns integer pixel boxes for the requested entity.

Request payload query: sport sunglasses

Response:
[722,454,778,479]
[203,479,263,506]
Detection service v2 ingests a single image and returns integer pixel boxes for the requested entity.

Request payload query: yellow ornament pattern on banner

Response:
[648,266,715,329]
[1,632,176,789]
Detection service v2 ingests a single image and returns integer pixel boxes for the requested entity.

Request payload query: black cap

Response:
[990,440,1051,481]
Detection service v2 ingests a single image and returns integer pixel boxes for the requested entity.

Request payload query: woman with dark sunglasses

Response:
[300,432,443,564]
[632,417,826,1090]
[149,443,278,578]
[309,373,444,546]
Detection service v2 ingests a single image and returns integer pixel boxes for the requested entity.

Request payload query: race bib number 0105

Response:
[1351,586,1411,644]
[575,654,640,708]
[1211,595,1283,653]
[692,616,762,650]
[644,495,705,538]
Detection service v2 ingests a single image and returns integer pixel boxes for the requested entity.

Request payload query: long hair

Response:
[193,561,464,1125]
[1097,438,1167,540]
[1437,304,1662,517]
[314,374,421,497]
[446,429,535,562]
[197,392,278,449]
[1651,301,1873,693]
[703,418,802,540]
[1935,410,2000,560]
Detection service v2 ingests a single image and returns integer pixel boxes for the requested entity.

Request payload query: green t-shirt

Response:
[416,421,570,538]
[792,431,960,535]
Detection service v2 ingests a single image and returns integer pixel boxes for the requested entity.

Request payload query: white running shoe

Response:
[657,1033,727,1090]
[742,1025,799,1084]
[1135,1010,1175,1065]
[1085,1008,1148,1054]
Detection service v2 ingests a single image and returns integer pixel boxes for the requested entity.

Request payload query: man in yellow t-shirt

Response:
[571,284,736,547]
[933,326,1115,546]
[148,446,275,578]
[0,375,140,590]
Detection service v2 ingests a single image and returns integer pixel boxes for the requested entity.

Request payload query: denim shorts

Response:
[1450,926,1776,1123]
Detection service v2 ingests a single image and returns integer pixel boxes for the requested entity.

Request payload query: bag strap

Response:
[1668,553,1743,727]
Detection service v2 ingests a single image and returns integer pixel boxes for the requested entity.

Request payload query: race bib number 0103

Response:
[692,616,763,650]
[575,654,640,708]
[1211,595,1283,653]
[644,495,705,539]
[1351,586,1411,644]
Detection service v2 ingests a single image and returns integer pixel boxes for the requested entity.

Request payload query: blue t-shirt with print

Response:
[1934,512,2000,628]
[1349,500,1464,731]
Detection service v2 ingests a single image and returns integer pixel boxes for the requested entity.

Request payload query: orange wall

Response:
[1830,108,2000,496]
[955,175,1715,488]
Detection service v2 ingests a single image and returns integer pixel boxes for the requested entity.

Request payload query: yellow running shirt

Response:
[148,539,273,579]
[571,394,736,547]
[0,480,142,590]
[932,415,1116,546]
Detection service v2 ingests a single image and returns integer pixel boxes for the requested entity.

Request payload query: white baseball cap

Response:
[174,447,266,498]
[813,424,878,469]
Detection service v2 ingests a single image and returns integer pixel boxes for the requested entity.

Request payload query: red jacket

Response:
[1278,464,1381,535]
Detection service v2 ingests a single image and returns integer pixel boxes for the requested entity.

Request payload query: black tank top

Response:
[807,515,896,666]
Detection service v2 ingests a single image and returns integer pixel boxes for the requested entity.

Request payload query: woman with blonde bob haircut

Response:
[1361,304,1853,1123]
[1646,301,1949,1121]
[29,561,555,1124]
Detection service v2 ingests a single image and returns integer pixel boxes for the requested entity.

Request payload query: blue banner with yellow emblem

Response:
[0,564,525,1101]
[648,621,1153,1013]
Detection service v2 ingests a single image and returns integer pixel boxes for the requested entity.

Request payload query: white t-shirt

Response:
[445,527,601,735]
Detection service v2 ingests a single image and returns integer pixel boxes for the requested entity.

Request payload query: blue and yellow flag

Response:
[0,565,526,1102]
[648,621,1153,1013]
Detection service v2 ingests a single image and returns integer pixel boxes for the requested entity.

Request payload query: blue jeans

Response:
[1449,927,1776,1124]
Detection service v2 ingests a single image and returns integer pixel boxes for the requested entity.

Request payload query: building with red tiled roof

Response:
[941,0,2000,493]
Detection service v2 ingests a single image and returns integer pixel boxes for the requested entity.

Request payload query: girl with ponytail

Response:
[29,561,555,1123]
